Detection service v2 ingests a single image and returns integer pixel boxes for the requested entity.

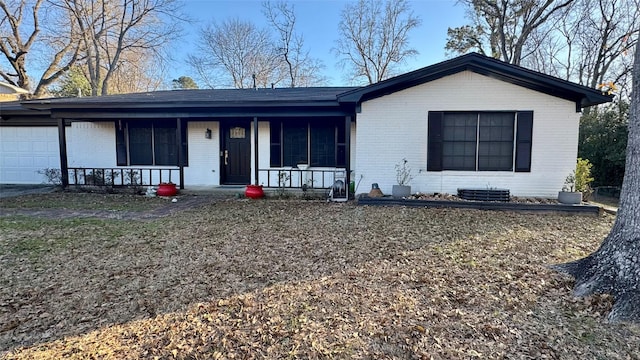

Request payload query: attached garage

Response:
[0,127,59,184]
[0,103,60,184]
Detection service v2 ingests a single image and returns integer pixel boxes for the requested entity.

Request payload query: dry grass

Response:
[1,193,639,359]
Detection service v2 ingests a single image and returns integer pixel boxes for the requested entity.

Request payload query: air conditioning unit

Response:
[328,170,348,202]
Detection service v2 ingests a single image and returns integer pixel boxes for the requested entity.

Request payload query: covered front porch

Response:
[22,87,358,192]
[57,113,354,194]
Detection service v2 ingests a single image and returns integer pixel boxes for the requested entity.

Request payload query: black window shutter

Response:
[515,111,533,172]
[427,112,443,171]
[115,120,127,166]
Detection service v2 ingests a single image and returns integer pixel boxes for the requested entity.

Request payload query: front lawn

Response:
[0,192,169,211]
[1,194,638,358]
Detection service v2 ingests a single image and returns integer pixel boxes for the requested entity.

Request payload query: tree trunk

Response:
[554,41,640,322]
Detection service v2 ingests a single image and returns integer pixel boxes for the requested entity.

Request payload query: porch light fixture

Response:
[205,128,212,139]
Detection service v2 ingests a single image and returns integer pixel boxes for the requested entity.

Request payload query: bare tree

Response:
[333,0,421,84]
[446,0,574,65]
[523,0,638,96]
[0,0,81,97]
[188,18,282,89]
[554,41,640,323]
[106,48,167,94]
[449,0,638,99]
[262,1,325,87]
[58,0,182,96]
[571,0,637,91]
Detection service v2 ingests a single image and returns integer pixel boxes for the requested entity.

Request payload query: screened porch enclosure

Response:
[268,117,347,168]
[258,116,351,189]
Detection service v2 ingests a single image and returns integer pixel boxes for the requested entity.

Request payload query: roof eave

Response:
[23,99,345,111]
[337,53,613,110]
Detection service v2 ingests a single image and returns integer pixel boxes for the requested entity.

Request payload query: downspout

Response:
[57,118,69,188]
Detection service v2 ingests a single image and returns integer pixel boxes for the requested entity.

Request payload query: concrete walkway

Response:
[588,200,618,215]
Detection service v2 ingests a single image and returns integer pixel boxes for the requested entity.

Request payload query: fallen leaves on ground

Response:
[0,194,638,359]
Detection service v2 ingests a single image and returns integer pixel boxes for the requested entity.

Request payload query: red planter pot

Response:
[157,183,178,197]
[245,184,265,199]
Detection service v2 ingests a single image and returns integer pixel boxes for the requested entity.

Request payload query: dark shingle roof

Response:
[25,87,358,109]
[0,101,55,126]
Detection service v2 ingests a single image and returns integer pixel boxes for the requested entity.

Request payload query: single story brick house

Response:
[0,53,611,197]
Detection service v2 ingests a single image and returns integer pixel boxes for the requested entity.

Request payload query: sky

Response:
[174,0,468,86]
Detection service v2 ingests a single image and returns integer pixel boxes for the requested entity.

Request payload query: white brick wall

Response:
[185,121,219,186]
[354,71,580,197]
[66,121,221,187]
[67,122,115,168]
[0,126,60,184]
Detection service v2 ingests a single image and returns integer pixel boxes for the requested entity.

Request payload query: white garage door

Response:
[0,127,60,184]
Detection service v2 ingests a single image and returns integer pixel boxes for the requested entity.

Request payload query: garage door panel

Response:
[19,156,35,167]
[33,142,48,152]
[0,127,60,184]
[2,140,17,151]
[18,141,32,152]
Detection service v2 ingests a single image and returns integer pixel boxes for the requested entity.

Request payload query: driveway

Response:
[0,184,57,199]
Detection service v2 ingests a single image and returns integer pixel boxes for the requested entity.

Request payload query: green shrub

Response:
[575,158,594,195]
[37,168,62,186]
[563,158,594,199]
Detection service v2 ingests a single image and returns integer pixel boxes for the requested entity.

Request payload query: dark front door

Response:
[221,122,251,184]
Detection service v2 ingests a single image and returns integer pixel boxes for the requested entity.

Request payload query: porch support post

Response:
[345,115,351,196]
[57,118,69,188]
[177,117,184,189]
[254,116,259,185]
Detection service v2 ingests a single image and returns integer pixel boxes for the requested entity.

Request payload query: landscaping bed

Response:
[358,193,602,215]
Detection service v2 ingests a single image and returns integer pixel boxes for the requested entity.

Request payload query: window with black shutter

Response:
[428,111,532,172]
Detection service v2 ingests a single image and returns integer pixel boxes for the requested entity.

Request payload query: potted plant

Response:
[558,158,594,204]
[392,158,414,198]
[558,172,582,204]
[245,184,265,199]
[157,182,178,197]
